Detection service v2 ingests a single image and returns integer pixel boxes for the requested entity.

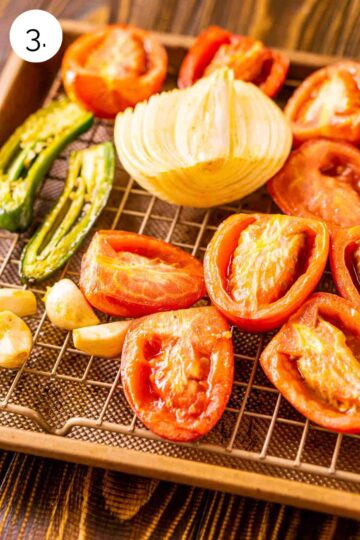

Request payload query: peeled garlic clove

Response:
[0,311,32,368]
[45,279,99,330]
[73,320,131,358]
[0,288,37,317]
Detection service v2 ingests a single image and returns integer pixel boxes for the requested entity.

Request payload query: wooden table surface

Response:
[1,1,360,538]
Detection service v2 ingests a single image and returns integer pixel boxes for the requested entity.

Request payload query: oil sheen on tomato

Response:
[85,29,146,79]
[96,250,200,307]
[227,217,306,314]
[121,306,234,441]
[268,140,360,229]
[298,71,360,126]
[145,334,211,419]
[141,309,232,424]
[291,318,360,413]
[204,39,271,82]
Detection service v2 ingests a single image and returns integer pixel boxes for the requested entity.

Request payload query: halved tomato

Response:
[80,230,206,317]
[268,139,360,230]
[121,306,234,441]
[62,24,167,118]
[178,26,289,97]
[260,293,360,433]
[330,225,360,310]
[285,61,360,144]
[204,213,329,332]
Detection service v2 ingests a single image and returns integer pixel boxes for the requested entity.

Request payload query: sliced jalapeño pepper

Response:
[0,97,93,232]
[20,142,114,282]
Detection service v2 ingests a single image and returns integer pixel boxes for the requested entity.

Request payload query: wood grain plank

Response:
[0,445,358,537]
[168,0,199,34]
[340,0,360,58]
[2,0,360,69]
[127,0,161,30]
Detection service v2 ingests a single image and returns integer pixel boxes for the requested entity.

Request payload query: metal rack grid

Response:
[0,73,359,497]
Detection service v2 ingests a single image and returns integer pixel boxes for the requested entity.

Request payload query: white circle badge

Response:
[10,10,63,63]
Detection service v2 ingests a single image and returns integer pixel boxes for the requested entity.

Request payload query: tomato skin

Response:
[80,230,206,317]
[268,139,360,230]
[121,306,234,442]
[330,225,360,310]
[204,214,329,332]
[61,24,167,118]
[258,50,289,97]
[178,26,289,97]
[260,293,360,434]
[178,26,231,89]
[285,61,360,145]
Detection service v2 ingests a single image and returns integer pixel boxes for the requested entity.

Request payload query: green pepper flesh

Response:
[20,142,115,282]
[0,97,93,232]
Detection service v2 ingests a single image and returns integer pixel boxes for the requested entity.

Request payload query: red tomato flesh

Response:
[260,293,360,433]
[285,61,360,144]
[84,29,147,79]
[204,214,329,332]
[268,139,360,230]
[121,306,234,441]
[204,37,272,82]
[61,24,167,118]
[178,26,289,97]
[228,217,307,309]
[80,230,206,317]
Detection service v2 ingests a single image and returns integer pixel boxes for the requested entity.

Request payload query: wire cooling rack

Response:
[0,72,359,498]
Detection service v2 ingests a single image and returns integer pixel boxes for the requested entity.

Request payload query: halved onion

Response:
[114,68,292,208]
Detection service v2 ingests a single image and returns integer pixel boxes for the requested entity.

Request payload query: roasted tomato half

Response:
[330,225,360,310]
[62,24,167,118]
[178,25,289,97]
[204,214,329,332]
[260,293,360,433]
[268,139,360,230]
[285,61,360,144]
[80,230,206,317]
[121,306,234,441]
